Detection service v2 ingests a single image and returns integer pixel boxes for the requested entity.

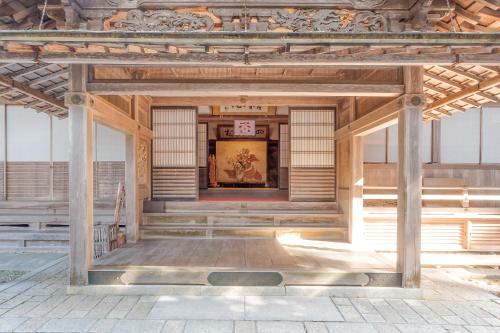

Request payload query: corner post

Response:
[125,134,139,242]
[397,66,425,288]
[349,135,364,246]
[67,64,93,286]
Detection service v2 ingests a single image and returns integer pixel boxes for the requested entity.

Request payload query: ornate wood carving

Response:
[271,9,387,32]
[137,141,148,186]
[115,9,214,31]
[113,8,387,32]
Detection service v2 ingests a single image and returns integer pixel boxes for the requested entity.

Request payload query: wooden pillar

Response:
[431,120,441,163]
[125,134,138,242]
[397,66,425,288]
[67,64,93,286]
[349,135,364,246]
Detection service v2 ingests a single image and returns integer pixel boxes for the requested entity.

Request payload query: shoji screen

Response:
[279,124,289,189]
[198,123,208,189]
[152,107,197,199]
[289,108,335,201]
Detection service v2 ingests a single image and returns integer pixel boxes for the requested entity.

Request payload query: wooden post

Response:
[67,64,93,286]
[125,134,139,242]
[349,135,364,246]
[397,66,425,288]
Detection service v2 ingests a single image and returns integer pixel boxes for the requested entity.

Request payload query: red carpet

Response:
[199,195,288,202]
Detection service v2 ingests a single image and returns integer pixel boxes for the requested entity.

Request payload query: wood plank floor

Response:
[93,239,395,272]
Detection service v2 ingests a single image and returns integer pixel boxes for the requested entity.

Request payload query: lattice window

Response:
[198,123,207,168]
[279,124,289,168]
[290,109,335,168]
[152,107,197,168]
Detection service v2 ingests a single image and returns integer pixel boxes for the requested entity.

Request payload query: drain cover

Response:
[208,272,283,286]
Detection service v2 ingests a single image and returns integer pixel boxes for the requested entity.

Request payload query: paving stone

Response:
[2,301,39,317]
[0,318,27,333]
[183,320,234,333]
[149,296,244,320]
[387,299,426,324]
[13,318,49,333]
[441,325,471,333]
[110,319,165,333]
[257,321,306,333]
[443,315,468,325]
[235,320,256,333]
[404,299,447,325]
[86,297,122,319]
[38,318,96,332]
[395,324,447,333]
[304,321,328,333]
[369,299,405,324]
[464,326,500,333]
[325,322,377,333]
[337,305,365,322]
[126,301,155,319]
[89,319,119,333]
[161,320,186,333]
[26,295,68,318]
[373,323,401,333]
[107,296,140,319]
[245,296,343,322]
[361,313,385,323]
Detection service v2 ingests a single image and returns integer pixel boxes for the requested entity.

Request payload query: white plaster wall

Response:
[482,107,500,164]
[441,108,480,164]
[6,105,50,161]
[94,123,126,161]
[363,129,386,163]
[52,116,69,161]
[386,122,432,163]
[0,105,5,161]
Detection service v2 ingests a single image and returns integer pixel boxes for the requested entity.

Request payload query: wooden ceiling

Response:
[436,0,500,32]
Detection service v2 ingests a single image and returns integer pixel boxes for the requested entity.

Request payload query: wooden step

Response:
[140,224,347,240]
[144,200,338,213]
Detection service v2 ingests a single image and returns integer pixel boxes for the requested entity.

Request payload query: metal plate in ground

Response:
[208,272,283,286]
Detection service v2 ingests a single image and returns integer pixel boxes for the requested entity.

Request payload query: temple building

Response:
[0,0,499,290]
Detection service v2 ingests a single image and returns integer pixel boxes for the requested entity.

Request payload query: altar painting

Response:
[216,141,267,184]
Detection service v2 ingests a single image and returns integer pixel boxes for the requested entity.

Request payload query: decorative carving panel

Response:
[113,8,387,32]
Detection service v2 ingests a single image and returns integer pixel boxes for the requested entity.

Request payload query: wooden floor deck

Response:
[93,238,394,272]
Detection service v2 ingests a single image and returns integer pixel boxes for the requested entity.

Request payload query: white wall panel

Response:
[363,129,386,163]
[441,109,480,164]
[52,116,69,161]
[482,107,500,164]
[7,106,50,161]
[95,123,126,161]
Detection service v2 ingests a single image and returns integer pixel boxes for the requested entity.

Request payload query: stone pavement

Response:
[0,255,499,332]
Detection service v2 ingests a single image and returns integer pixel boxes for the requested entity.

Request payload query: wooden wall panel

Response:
[94,161,126,200]
[289,108,335,201]
[289,168,335,201]
[53,162,69,201]
[152,168,197,199]
[6,162,50,200]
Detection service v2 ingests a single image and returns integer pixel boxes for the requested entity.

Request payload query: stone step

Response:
[88,267,399,287]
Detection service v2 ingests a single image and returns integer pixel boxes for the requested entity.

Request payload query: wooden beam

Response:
[87,82,404,97]
[425,74,500,113]
[0,31,498,47]
[334,96,404,140]
[398,66,424,288]
[424,70,466,89]
[0,74,65,110]
[88,95,153,139]
[152,96,338,106]
[68,64,93,286]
